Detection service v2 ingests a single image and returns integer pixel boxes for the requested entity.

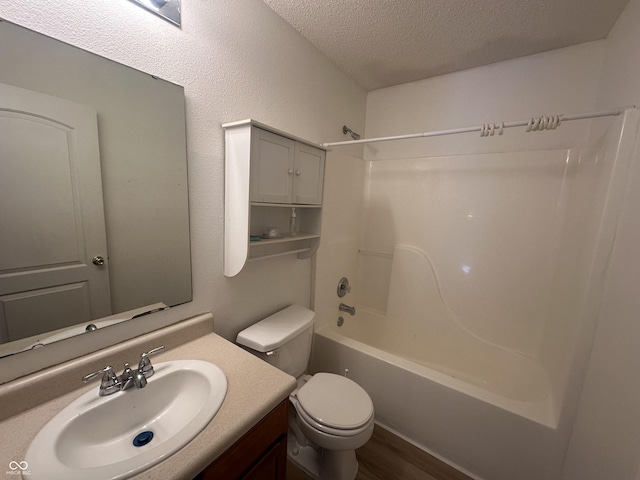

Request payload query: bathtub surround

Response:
[314,42,607,337]
[308,112,638,478]
[313,149,366,324]
[560,0,640,477]
[309,131,634,474]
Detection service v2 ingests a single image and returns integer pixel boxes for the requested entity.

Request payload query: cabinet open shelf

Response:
[248,233,320,261]
[250,202,322,209]
[248,248,312,262]
[251,233,320,245]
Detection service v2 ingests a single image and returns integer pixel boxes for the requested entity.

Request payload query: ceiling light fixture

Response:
[129,0,181,27]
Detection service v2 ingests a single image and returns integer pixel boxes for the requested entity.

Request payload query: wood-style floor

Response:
[286,424,473,480]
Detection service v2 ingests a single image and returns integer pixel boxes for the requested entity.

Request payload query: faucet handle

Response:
[83,365,115,383]
[337,277,351,298]
[82,366,121,396]
[138,345,165,378]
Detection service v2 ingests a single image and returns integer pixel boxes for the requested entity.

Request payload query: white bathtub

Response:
[331,307,555,423]
[309,314,566,480]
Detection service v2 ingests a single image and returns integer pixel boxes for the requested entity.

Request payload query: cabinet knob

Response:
[288,169,294,175]
[295,170,301,176]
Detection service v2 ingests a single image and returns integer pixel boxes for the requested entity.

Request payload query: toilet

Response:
[236,304,374,480]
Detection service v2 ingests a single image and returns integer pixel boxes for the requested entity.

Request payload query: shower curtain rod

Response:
[322,106,637,147]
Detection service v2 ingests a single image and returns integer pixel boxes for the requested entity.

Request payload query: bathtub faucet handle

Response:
[337,277,351,297]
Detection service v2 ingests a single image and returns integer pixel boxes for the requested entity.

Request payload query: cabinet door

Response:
[198,401,288,480]
[293,143,325,205]
[240,439,286,480]
[251,128,295,203]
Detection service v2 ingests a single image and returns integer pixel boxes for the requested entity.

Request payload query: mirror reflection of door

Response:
[0,83,111,343]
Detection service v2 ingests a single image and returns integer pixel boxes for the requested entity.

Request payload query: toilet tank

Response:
[236,304,315,378]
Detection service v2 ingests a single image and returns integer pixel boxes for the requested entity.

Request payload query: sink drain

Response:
[133,430,154,447]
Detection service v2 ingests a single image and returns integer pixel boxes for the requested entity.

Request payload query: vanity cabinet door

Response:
[198,400,288,480]
[250,128,296,204]
[241,438,286,480]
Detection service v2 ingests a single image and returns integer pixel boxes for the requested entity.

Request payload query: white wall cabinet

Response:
[250,127,325,205]
[223,120,326,277]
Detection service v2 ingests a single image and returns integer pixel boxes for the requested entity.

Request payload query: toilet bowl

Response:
[236,305,375,480]
[289,373,374,479]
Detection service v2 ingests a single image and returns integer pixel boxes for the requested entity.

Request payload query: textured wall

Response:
[0,0,366,381]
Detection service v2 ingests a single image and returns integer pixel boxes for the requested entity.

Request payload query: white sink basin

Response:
[25,360,227,480]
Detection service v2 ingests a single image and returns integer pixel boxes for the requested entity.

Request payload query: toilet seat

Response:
[291,373,374,437]
[292,397,374,437]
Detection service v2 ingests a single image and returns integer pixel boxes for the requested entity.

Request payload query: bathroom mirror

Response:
[0,19,192,357]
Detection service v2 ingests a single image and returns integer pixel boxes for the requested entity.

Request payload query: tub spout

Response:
[339,303,356,316]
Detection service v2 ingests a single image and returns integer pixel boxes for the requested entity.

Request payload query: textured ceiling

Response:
[262,0,630,91]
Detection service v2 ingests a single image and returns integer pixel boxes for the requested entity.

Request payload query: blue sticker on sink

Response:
[133,431,154,447]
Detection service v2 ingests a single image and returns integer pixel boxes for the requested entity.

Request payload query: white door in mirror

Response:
[0,82,112,343]
[24,360,227,480]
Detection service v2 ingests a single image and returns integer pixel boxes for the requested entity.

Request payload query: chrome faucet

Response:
[83,345,164,396]
[339,303,356,316]
[119,362,148,390]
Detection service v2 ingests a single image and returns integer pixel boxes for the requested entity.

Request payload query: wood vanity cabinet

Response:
[196,400,288,480]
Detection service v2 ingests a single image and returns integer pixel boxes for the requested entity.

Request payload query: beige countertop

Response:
[0,313,297,480]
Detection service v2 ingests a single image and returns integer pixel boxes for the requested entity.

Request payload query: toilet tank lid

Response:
[236,304,315,352]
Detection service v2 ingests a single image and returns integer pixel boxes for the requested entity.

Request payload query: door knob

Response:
[92,256,105,266]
